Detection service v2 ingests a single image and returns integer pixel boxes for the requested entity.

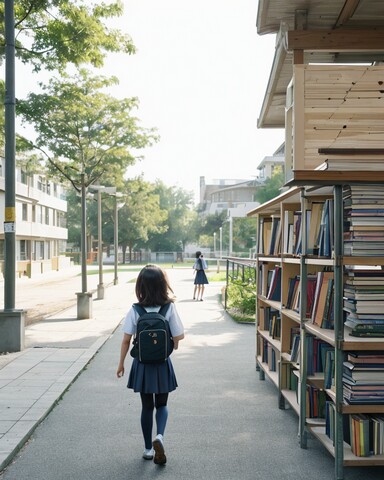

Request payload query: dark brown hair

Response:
[135,264,174,306]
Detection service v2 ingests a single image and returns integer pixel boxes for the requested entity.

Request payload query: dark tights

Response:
[140,393,169,449]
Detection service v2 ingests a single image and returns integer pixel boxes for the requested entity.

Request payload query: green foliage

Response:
[1,0,135,72]
[226,282,256,316]
[116,177,168,260]
[145,181,195,252]
[255,166,285,204]
[17,69,158,191]
[226,266,256,316]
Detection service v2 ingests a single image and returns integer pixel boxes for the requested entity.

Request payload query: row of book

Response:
[326,402,384,456]
[344,268,384,337]
[258,216,282,256]
[289,330,334,380]
[343,185,384,256]
[306,384,326,419]
[284,270,335,329]
[258,337,277,372]
[343,352,384,405]
[259,306,281,340]
[258,184,384,259]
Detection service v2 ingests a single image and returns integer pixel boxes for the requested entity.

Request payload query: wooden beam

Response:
[287,170,384,186]
[287,29,384,52]
[335,0,361,27]
[318,148,384,155]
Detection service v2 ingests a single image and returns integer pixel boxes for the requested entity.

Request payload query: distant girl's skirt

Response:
[127,358,178,394]
[194,270,209,285]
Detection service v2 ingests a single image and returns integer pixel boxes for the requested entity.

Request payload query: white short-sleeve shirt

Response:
[122,302,184,338]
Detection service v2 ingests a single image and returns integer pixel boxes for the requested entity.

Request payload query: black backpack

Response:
[130,303,174,364]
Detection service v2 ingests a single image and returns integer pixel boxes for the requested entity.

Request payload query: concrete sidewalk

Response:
[0,267,138,471]
[1,268,383,479]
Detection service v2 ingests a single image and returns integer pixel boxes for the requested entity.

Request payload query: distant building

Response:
[0,155,70,277]
[257,143,285,180]
[199,176,262,217]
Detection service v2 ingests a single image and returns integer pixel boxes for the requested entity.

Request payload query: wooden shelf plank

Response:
[287,170,384,186]
[281,389,299,415]
[258,330,282,351]
[256,356,279,388]
[281,308,300,323]
[308,426,384,466]
[326,389,384,413]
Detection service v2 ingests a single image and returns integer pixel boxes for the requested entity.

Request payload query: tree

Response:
[17,69,157,295]
[17,69,158,192]
[145,182,195,252]
[255,166,285,204]
[102,177,168,263]
[0,0,135,72]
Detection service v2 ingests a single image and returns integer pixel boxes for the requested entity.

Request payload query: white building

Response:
[0,157,70,277]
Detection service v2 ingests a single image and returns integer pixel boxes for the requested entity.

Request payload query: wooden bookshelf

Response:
[308,426,384,466]
[251,174,384,475]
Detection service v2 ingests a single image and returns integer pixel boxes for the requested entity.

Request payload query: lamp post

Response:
[229,215,233,256]
[113,194,125,285]
[219,226,223,259]
[89,186,117,299]
[0,0,25,352]
[213,232,217,258]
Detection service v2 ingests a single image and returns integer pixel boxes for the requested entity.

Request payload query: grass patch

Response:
[207,271,226,282]
[227,308,255,324]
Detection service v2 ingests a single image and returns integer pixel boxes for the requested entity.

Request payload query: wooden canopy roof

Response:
[257,0,384,129]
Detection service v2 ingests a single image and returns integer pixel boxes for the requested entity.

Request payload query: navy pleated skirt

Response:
[194,270,209,285]
[127,357,178,394]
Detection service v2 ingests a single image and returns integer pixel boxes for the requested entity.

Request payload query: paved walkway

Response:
[0,266,138,471]
[0,267,383,479]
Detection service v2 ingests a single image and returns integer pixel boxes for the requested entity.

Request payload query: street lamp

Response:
[0,0,25,352]
[88,186,116,299]
[113,193,125,285]
[213,232,217,258]
[219,226,223,259]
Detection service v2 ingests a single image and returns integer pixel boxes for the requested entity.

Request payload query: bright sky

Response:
[103,0,285,201]
[13,0,285,202]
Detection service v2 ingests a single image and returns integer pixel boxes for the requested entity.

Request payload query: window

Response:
[22,203,28,221]
[37,176,46,192]
[45,207,49,225]
[19,240,27,261]
[20,170,28,185]
[32,204,36,222]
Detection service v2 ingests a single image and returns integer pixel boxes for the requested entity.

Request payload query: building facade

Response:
[0,156,69,276]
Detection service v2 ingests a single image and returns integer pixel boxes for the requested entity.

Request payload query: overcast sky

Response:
[104,0,285,201]
[14,0,285,202]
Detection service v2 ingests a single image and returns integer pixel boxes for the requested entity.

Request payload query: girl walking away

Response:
[193,251,209,301]
[117,265,185,465]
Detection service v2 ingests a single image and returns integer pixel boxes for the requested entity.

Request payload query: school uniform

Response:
[122,303,184,394]
[193,258,209,285]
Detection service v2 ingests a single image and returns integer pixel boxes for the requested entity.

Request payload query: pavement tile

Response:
[0,408,30,421]
[0,422,14,435]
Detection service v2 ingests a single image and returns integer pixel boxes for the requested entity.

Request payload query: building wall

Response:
[0,158,69,276]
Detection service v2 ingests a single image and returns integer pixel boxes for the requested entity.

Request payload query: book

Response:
[313,272,333,327]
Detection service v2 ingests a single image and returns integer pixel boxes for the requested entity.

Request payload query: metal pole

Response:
[97,189,104,299]
[4,0,16,310]
[213,232,216,257]
[219,227,222,259]
[81,174,87,293]
[334,185,344,480]
[114,195,118,285]
[229,216,233,256]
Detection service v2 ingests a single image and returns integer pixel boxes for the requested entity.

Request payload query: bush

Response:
[226,282,256,316]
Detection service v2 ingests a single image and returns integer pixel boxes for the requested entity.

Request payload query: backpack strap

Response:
[132,303,171,316]
[158,303,171,316]
[132,303,147,316]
